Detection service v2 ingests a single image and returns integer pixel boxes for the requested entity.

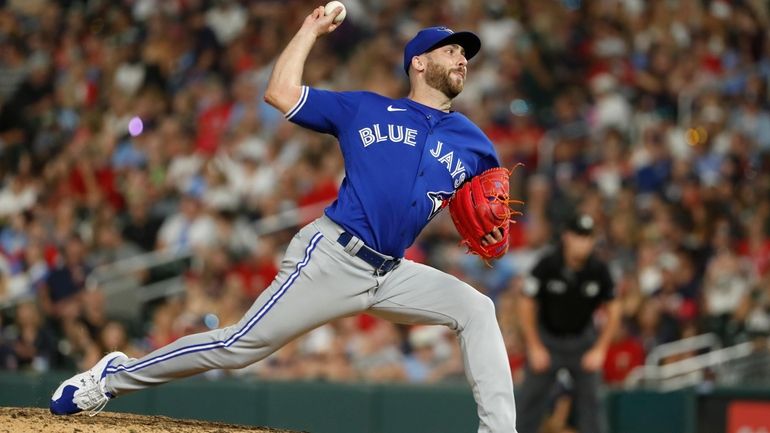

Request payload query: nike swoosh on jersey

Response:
[387,105,407,112]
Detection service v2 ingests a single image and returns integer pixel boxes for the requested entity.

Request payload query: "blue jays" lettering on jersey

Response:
[286,86,500,258]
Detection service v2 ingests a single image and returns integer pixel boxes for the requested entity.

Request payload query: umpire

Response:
[516,214,620,433]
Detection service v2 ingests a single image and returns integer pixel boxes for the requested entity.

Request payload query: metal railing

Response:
[84,248,195,319]
[645,333,722,366]
[85,248,194,291]
[625,339,769,391]
[89,199,332,314]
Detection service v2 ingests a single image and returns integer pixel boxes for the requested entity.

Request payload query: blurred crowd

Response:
[0,0,769,393]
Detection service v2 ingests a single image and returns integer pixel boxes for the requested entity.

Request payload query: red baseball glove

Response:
[448,166,523,260]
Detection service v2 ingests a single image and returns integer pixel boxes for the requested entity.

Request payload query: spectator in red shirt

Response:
[603,322,645,385]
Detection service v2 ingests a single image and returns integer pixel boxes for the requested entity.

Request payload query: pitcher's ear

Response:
[412,56,426,73]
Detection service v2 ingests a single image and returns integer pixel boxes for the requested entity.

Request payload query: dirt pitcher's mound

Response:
[0,407,303,433]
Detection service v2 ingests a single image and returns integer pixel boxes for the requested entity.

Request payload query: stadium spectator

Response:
[156,193,217,253]
[88,224,143,267]
[4,302,56,372]
[121,198,163,252]
[38,235,90,321]
[602,322,645,385]
[98,320,143,360]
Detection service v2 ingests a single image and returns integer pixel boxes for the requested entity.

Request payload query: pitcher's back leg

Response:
[104,224,376,395]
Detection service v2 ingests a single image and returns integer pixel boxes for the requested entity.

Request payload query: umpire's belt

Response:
[337,232,400,276]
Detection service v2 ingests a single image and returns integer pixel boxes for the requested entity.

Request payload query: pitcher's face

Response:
[423,44,467,98]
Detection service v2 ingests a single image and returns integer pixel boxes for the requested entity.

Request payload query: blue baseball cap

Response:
[403,26,481,75]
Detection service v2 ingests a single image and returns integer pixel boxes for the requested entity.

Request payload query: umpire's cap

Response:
[403,26,481,75]
[566,214,596,236]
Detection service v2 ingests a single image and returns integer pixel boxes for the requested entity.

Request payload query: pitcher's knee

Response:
[223,353,257,370]
[207,325,273,369]
[475,293,497,316]
[206,340,270,370]
[461,292,497,328]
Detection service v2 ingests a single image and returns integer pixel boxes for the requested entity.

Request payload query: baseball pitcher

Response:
[51,6,519,432]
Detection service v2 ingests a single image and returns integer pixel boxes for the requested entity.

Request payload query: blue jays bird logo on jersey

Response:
[426,191,454,221]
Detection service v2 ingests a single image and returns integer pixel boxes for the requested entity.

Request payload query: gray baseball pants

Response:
[515,326,603,433]
[104,215,517,433]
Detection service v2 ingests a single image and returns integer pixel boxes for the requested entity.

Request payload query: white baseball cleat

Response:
[50,351,127,416]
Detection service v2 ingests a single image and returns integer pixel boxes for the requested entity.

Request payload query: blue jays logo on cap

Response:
[403,26,481,75]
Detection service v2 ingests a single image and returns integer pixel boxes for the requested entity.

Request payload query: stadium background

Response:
[0,0,769,432]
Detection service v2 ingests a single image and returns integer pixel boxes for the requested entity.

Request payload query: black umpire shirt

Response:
[524,246,614,336]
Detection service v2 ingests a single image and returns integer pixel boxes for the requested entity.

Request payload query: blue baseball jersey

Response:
[285,86,500,258]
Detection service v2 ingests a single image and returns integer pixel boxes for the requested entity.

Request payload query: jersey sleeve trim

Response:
[284,85,309,120]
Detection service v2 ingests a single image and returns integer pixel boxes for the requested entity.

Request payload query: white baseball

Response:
[324,1,346,24]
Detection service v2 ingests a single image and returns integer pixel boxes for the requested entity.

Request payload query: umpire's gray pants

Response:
[515,326,603,433]
[104,215,517,433]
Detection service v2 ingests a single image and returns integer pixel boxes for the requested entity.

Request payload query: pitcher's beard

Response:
[425,62,464,99]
